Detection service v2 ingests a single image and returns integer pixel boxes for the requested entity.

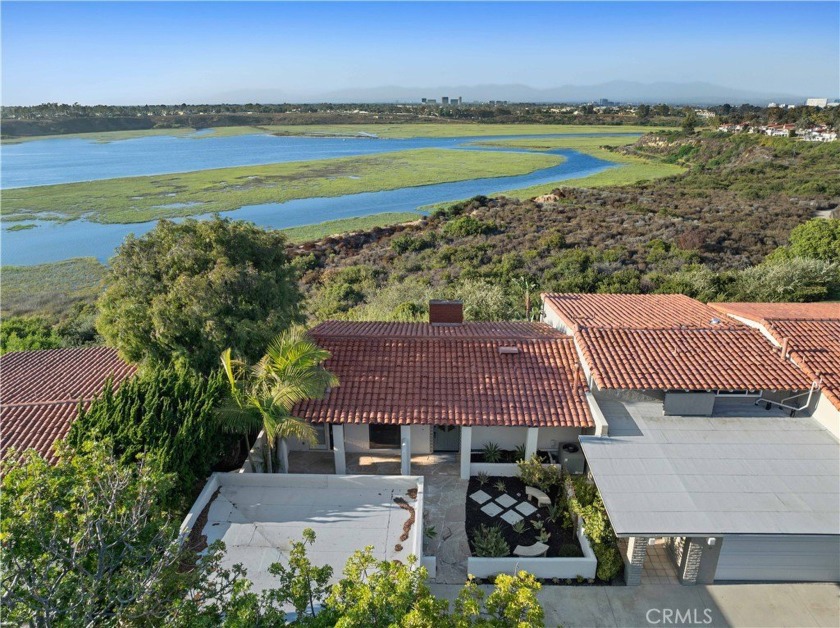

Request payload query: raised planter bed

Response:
[466,475,580,558]
[467,518,597,580]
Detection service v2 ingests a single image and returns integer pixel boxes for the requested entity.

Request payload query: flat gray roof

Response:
[580,396,840,537]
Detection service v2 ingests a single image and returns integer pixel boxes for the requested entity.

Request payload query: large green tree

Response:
[97,216,302,373]
[1,443,189,626]
[68,364,229,509]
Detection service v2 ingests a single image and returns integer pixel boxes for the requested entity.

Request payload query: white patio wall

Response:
[466,517,597,580]
[471,426,528,450]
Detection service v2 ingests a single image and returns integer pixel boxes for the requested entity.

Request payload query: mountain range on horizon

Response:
[210,80,816,106]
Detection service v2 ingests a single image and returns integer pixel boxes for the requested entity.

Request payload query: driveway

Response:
[429,582,840,627]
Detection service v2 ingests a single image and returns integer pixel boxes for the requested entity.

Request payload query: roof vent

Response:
[710,317,721,325]
[498,346,520,355]
[429,300,463,325]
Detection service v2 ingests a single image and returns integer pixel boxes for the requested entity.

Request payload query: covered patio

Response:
[580,393,840,585]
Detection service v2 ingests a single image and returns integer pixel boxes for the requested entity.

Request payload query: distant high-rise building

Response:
[441,96,449,105]
[806,98,828,108]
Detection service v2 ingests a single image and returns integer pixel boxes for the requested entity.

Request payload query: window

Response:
[369,424,401,449]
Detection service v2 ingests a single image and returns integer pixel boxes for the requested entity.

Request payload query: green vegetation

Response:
[0,257,107,317]
[5,223,37,231]
[474,135,685,197]
[97,217,302,373]
[568,477,624,582]
[0,316,62,355]
[2,148,561,224]
[2,442,544,626]
[68,366,229,509]
[263,122,667,139]
[471,524,510,558]
[219,327,337,473]
[282,211,421,242]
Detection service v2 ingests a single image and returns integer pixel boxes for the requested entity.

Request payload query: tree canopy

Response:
[68,364,230,509]
[2,443,545,627]
[96,216,302,372]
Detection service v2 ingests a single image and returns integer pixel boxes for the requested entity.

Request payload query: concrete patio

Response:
[287,451,471,584]
[182,473,423,593]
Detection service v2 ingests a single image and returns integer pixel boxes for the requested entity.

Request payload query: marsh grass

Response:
[2,148,561,224]
[481,136,685,198]
[282,212,422,243]
[1,257,107,316]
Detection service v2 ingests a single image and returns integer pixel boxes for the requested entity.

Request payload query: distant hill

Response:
[212,81,805,106]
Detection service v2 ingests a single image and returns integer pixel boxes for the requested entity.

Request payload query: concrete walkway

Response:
[429,582,840,627]
[423,463,470,584]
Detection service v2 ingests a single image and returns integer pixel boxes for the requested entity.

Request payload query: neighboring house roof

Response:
[0,347,135,463]
[542,293,737,330]
[580,396,840,537]
[576,327,811,391]
[709,301,839,321]
[294,321,593,428]
[311,320,562,338]
[711,302,840,410]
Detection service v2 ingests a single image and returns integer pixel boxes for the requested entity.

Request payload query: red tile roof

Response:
[711,302,840,410]
[576,327,811,391]
[294,322,592,428]
[1,347,135,463]
[769,320,840,410]
[542,293,738,331]
[312,320,564,338]
[709,302,840,322]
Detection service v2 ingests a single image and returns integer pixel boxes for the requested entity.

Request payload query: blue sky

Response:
[2,1,838,104]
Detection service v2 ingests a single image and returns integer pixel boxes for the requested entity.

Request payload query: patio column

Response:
[679,537,706,585]
[623,536,650,586]
[460,426,472,480]
[400,425,411,475]
[525,427,539,459]
[332,424,346,475]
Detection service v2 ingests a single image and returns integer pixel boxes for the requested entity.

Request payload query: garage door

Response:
[716,535,840,582]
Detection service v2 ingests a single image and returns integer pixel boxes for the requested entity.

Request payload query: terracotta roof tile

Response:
[294,322,592,428]
[311,320,564,338]
[711,302,840,409]
[576,327,811,392]
[1,347,135,463]
[709,302,840,322]
[542,293,738,331]
[769,319,840,410]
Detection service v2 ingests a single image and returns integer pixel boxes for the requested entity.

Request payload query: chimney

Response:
[429,300,464,325]
[780,337,790,361]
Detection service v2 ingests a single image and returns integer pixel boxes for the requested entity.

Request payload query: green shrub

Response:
[0,316,62,355]
[442,215,497,238]
[593,542,624,582]
[517,454,562,493]
[482,442,502,463]
[68,365,228,509]
[391,233,436,254]
[472,524,509,557]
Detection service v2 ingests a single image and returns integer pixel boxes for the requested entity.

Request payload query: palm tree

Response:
[218,327,338,473]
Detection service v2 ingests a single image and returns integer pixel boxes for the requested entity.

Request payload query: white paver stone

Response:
[500,509,524,525]
[496,493,517,509]
[469,490,492,504]
[480,502,503,517]
[515,501,538,516]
